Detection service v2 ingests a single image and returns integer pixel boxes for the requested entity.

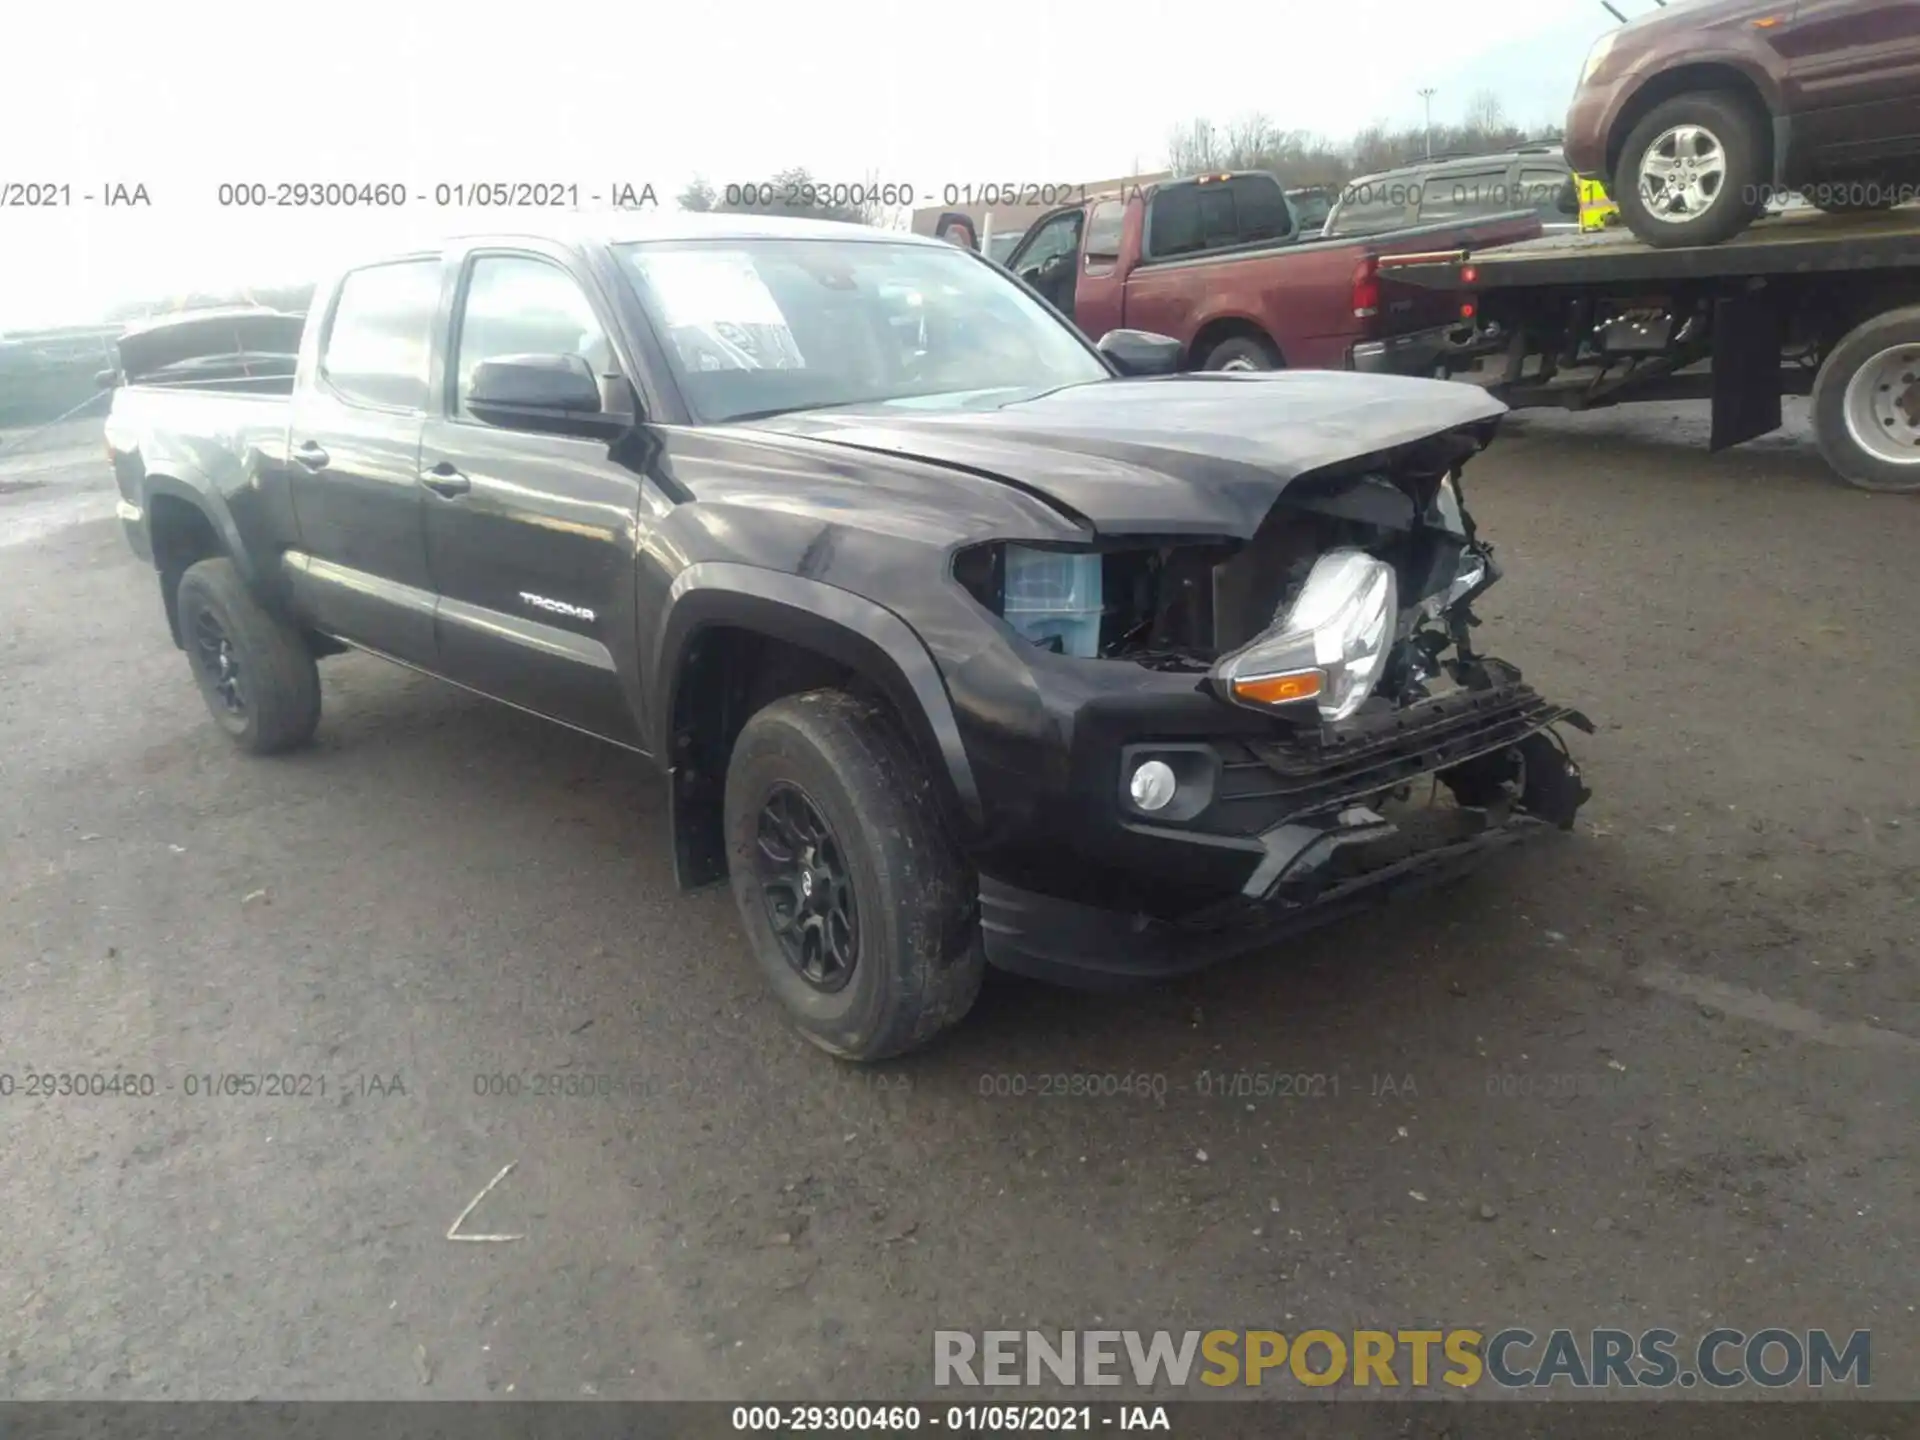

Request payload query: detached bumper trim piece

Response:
[978,810,1549,988]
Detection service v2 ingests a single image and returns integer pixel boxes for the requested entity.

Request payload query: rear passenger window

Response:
[1327,177,1413,237]
[1149,186,1203,256]
[320,260,440,411]
[1230,177,1289,242]
[1419,168,1510,225]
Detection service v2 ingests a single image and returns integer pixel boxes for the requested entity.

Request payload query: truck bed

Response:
[1382,206,1920,289]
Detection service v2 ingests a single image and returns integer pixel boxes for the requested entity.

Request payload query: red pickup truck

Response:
[997,171,1543,376]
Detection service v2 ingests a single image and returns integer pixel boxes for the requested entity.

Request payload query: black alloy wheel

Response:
[754,782,859,992]
[191,607,248,728]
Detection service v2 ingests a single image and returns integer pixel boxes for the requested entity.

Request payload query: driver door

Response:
[1007,209,1085,322]
[418,246,647,746]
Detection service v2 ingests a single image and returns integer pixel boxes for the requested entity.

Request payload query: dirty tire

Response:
[1200,335,1280,372]
[1612,91,1766,249]
[1811,305,1920,493]
[176,558,321,754]
[724,690,984,1061]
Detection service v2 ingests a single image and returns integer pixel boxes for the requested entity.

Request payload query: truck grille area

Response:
[1209,683,1573,833]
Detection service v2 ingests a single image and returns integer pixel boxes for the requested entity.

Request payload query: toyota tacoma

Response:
[103,214,1593,1060]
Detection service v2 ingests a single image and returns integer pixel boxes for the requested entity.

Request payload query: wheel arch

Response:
[145,479,249,647]
[1606,61,1778,184]
[1187,315,1284,371]
[653,564,984,890]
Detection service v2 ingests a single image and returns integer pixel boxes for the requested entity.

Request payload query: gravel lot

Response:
[1,407,1914,1405]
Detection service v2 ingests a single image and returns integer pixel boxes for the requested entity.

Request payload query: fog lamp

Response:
[1128,759,1179,812]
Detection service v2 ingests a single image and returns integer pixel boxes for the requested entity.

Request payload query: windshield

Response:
[614,237,1110,423]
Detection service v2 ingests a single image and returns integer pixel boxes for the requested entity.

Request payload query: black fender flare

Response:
[653,562,984,830]
[141,473,261,589]
[139,473,274,646]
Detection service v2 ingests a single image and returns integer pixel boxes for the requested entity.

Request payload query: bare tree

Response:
[1464,89,1509,139]
[1166,100,1562,187]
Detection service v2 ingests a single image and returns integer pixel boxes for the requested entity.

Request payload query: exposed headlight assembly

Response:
[1211,548,1397,723]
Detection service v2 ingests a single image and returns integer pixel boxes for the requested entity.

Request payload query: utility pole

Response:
[1418,88,1437,158]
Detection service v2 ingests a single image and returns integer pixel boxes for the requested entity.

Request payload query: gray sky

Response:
[0,0,1618,330]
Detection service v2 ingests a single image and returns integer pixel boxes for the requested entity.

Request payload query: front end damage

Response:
[951,422,1594,985]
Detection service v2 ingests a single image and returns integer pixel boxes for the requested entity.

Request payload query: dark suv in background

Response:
[1564,0,1920,247]
[1322,145,1582,241]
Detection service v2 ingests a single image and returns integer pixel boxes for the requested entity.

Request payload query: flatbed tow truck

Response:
[1378,207,1920,492]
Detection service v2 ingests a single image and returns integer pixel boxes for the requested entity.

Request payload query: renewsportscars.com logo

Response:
[933,1328,1872,1391]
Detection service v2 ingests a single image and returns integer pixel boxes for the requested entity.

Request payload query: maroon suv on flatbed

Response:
[1565,0,1920,247]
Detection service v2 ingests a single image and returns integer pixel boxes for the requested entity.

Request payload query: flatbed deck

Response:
[1383,206,1920,289]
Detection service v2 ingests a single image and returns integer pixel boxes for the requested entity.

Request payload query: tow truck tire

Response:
[175,559,322,755]
[1200,335,1280,372]
[724,689,984,1062]
[1613,91,1766,249]
[1811,307,1920,493]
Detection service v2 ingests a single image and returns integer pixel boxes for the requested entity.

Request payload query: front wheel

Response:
[1613,91,1767,248]
[724,690,984,1061]
[1811,306,1920,493]
[176,558,322,753]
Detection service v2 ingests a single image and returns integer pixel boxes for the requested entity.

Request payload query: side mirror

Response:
[467,353,629,438]
[95,368,120,390]
[1098,329,1183,378]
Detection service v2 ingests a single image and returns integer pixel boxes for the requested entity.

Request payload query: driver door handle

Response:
[421,461,470,498]
[293,441,330,471]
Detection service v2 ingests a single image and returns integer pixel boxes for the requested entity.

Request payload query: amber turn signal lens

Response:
[1231,670,1323,706]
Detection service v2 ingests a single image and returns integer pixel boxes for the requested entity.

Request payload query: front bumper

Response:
[973,680,1592,986]
[980,806,1549,987]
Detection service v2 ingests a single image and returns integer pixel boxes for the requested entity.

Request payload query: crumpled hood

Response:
[738,371,1506,537]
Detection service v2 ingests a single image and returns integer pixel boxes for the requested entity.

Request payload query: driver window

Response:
[454,255,611,419]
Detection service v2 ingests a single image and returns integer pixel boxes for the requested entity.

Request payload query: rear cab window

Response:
[319,259,442,410]
[1145,175,1294,259]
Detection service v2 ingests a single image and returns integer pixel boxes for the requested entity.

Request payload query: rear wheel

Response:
[176,558,321,753]
[1812,306,1920,493]
[1200,335,1280,372]
[724,690,984,1061]
[1613,91,1767,248]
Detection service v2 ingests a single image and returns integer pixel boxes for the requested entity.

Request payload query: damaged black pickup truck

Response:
[104,214,1592,1060]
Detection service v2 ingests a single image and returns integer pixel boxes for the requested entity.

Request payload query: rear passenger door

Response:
[418,246,647,747]
[1783,0,1920,163]
[284,256,442,667]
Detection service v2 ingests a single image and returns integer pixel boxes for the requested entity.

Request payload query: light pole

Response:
[1418,87,1437,158]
